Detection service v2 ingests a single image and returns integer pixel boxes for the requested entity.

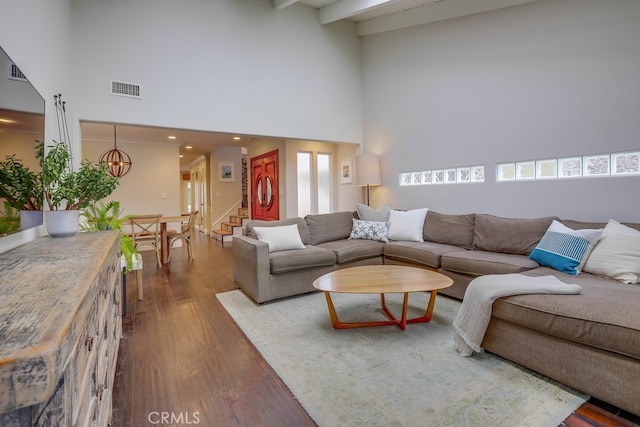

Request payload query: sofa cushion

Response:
[424,211,476,249]
[246,218,312,245]
[306,211,354,245]
[562,219,640,233]
[529,220,602,275]
[384,241,466,269]
[492,267,640,360]
[316,239,384,264]
[441,250,540,276]
[388,208,428,242]
[583,219,640,284]
[349,218,390,243]
[356,203,392,222]
[473,214,558,255]
[269,246,336,274]
[253,224,306,252]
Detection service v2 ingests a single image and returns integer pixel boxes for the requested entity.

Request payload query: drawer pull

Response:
[85,336,94,352]
[97,383,105,401]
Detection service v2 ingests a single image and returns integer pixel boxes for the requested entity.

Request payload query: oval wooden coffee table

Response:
[312,265,453,330]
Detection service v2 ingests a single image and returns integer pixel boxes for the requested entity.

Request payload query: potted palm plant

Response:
[41,140,119,237]
[81,200,139,271]
[0,143,44,230]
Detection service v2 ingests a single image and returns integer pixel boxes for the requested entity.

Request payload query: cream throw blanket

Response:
[453,274,582,356]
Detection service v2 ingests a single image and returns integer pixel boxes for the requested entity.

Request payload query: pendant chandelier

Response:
[100,125,132,177]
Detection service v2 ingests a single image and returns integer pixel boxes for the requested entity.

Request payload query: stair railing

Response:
[212,199,243,232]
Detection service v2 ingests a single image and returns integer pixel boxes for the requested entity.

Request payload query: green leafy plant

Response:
[81,200,139,271]
[0,202,20,234]
[0,142,43,211]
[41,140,119,210]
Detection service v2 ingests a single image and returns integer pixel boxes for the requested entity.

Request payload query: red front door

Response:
[251,150,279,221]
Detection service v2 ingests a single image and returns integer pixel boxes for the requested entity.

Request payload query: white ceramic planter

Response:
[20,210,43,230]
[45,210,80,237]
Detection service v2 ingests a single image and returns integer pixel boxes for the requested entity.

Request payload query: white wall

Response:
[0,0,75,252]
[361,0,640,222]
[284,139,360,217]
[336,143,360,211]
[82,139,181,217]
[70,0,363,144]
[210,146,244,229]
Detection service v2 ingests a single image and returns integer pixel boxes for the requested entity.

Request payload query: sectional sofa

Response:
[232,209,640,416]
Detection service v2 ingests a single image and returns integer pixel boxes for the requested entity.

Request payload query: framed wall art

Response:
[219,162,235,182]
[341,160,353,184]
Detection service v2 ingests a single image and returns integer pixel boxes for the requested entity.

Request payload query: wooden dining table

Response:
[126,215,188,264]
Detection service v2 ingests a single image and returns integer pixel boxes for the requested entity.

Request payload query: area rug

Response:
[216,290,588,427]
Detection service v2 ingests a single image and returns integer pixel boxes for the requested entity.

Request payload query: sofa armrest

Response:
[232,235,272,303]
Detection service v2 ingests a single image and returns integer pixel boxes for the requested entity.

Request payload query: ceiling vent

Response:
[109,79,142,99]
[8,62,27,81]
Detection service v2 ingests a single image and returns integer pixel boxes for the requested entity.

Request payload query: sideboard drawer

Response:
[70,298,99,426]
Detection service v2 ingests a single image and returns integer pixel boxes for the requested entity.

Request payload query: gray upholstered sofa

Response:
[232,210,640,416]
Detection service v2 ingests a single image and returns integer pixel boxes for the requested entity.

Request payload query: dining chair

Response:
[166,210,199,262]
[126,214,163,267]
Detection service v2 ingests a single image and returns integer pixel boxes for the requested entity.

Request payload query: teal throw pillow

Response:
[529,220,602,275]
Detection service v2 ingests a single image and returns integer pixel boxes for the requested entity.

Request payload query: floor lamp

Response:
[355,154,381,206]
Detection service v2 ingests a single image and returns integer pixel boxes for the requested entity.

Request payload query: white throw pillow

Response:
[253,224,305,252]
[583,219,640,284]
[356,203,392,222]
[387,208,428,242]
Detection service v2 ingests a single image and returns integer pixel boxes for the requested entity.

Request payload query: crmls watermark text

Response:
[147,411,200,425]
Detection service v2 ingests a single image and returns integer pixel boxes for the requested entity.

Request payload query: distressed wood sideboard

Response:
[0,231,122,426]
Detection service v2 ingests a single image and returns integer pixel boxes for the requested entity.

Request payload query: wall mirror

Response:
[0,46,45,236]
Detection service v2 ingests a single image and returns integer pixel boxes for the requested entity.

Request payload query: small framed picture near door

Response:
[219,162,235,182]
[341,160,353,184]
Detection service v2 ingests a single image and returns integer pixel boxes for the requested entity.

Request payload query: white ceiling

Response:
[80,121,273,169]
[288,0,541,35]
[80,0,541,169]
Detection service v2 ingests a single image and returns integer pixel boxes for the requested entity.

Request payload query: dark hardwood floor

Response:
[112,232,639,427]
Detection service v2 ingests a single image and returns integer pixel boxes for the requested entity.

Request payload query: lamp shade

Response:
[355,154,381,186]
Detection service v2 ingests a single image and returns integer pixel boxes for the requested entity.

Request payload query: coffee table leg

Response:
[381,290,438,327]
[381,293,409,330]
[324,292,400,330]
[405,290,438,324]
[323,291,342,329]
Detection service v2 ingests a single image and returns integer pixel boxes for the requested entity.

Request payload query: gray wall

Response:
[361,0,640,222]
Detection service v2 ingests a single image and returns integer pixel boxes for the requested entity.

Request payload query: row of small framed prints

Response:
[399,165,485,186]
[497,151,640,181]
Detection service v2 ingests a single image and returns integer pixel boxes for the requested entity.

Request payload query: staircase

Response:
[211,207,249,246]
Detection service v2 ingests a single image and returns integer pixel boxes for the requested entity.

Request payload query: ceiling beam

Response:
[357,0,541,36]
[319,0,393,24]
[273,0,299,10]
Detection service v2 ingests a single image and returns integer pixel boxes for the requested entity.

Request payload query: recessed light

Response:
[233,136,241,140]
[168,135,176,139]
[185,145,192,149]
[179,154,184,158]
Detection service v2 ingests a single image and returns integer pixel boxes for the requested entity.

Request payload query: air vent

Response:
[8,62,27,81]
[109,80,142,99]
